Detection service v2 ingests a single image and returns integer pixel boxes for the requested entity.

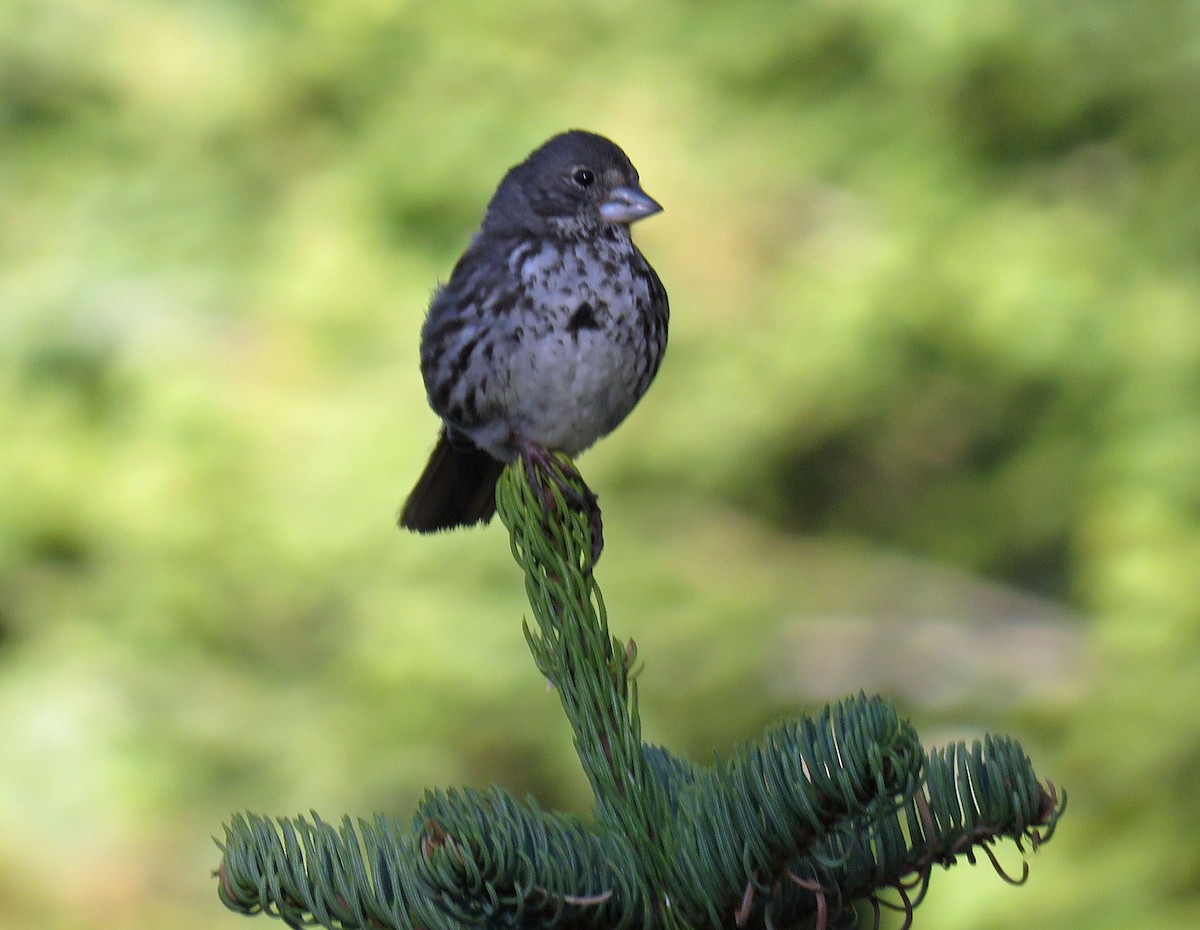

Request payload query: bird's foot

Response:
[517,442,604,569]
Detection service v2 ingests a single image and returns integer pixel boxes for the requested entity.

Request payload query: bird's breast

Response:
[498,237,655,453]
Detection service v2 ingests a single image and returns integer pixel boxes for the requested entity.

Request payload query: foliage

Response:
[216,460,1062,929]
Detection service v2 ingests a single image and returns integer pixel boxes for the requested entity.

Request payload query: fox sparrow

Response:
[399,129,668,536]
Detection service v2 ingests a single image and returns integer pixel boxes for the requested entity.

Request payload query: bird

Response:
[399,129,668,539]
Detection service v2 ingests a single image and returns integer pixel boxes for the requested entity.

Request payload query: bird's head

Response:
[484,130,661,238]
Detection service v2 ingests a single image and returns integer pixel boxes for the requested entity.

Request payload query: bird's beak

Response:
[599,185,663,225]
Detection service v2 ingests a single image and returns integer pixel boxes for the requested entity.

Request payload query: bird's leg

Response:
[516,440,604,568]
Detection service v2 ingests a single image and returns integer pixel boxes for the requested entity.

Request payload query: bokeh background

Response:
[3,1,1199,928]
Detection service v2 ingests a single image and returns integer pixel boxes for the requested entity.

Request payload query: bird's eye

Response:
[572,168,596,187]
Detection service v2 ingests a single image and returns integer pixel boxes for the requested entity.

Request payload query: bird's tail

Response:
[399,431,505,532]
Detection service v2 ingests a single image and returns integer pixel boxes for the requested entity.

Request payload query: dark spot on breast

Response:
[425,315,469,346]
[487,289,518,318]
[452,334,482,376]
[567,301,600,336]
[462,388,479,421]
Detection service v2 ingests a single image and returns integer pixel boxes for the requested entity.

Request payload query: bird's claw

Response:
[518,444,604,570]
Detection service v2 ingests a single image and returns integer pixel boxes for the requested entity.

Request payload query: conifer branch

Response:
[215,455,1065,930]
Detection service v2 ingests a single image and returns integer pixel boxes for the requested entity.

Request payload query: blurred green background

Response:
[3,1,1198,928]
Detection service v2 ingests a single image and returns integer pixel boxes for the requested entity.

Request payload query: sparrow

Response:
[399,129,668,537]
